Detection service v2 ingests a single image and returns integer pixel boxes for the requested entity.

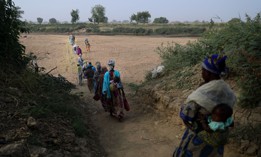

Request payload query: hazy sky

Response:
[13,0,261,23]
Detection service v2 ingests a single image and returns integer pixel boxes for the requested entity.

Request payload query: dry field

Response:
[20,35,196,84]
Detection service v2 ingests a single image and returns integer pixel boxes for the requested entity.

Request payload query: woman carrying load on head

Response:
[102,59,125,120]
[173,54,236,157]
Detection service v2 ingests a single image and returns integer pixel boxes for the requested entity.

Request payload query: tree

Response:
[130,14,137,23]
[88,18,93,23]
[131,11,151,24]
[0,0,28,67]
[91,4,107,24]
[228,18,241,24]
[153,17,169,24]
[209,18,214,29]
[37,17,43,24]
[49,18,57,24]
[70,9,79,24]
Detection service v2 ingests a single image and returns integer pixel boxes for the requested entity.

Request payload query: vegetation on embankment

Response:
[156,13,261,109]
[140,13,261,156]
[26,22,220,37]
[0,1,105,156]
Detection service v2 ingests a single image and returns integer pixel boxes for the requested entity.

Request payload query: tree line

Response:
[35,4,168,24]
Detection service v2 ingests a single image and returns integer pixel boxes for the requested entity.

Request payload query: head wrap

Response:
[202,54,227,75]
[108,59,115,66]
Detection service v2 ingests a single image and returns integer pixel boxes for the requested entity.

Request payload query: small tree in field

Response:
[153,17,169,24]
[130,14,137,23]
[131,11,151,24]
[91,4,107,24]
[49,18,57,24]
[71,9,79,24]
[37,17,43,24]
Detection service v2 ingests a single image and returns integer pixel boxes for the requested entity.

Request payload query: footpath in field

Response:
[65,40,182,157]
[76,84,181,157]
[65,36,242,157]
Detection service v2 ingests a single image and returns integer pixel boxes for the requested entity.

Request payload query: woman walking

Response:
[173,54,236,157]
[102,59,125,120]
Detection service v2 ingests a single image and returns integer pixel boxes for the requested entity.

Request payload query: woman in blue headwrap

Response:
[173,54,236,157]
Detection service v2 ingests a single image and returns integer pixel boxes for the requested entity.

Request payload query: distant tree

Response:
[122,20,129,23]
[153,17,169,24]
[91,4,107,24]
[228,18,241,24]
[37,17,43,24]
[49,18,57,24]
[104,17,108,23]
[133,11,151,23]
[70,9,79,24]
[130,14,137,23]
[138,11,151,23]
[209,18,214,29]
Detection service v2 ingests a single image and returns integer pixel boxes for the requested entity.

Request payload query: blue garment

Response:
[173,101,227,157]
[78,57,84,67]
[208,117,233,131]
[87,64,96,72]
[102,70,120,98]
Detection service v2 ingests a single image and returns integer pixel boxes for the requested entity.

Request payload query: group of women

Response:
[69,35,129,121]
[69,35,237,156]
[92,59,129,121]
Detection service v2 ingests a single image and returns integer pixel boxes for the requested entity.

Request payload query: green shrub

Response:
[201,14,261,108]
[154,27,206,35]
[157,13,261,108]
[0,0,29,69]
[156,42,206,71]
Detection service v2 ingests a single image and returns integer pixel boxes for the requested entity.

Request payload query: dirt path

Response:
[20,35,200,157]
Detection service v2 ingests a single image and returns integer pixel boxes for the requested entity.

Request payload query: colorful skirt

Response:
[173,128,225,157]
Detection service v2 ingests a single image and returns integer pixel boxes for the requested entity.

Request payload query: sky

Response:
[13,0,261,23]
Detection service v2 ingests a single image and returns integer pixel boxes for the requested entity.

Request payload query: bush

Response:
[0,0,29,69]
[157,13,261,108]
[154,27,206,36]
[201,14,261,108]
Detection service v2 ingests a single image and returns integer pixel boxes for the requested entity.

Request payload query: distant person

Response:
[77,54,84,67]
[85,38,91,52]
[93,64,108,111]
[93,61,102,94]
[83,62,96,92]
[69,34,75,45]
[77,63,83,86]
[73,44,78,54]
[76,46,82,56]
[173,54,236,157]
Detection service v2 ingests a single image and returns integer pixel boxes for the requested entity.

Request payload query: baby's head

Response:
[211,104,233,122]
[113,76,120,83]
